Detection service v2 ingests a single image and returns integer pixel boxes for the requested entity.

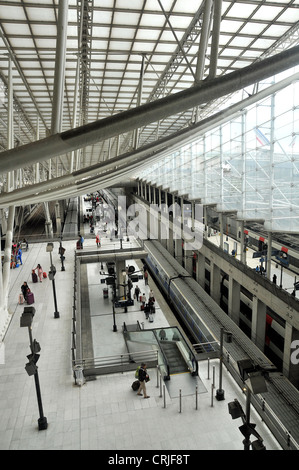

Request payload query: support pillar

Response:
[167,226,174,256]
[251,296,266,351]
[196,251,205,287]
[240,220,247,264]
[116,260,126,299]
[0,57,15,339]
[228,276,240,325]
[266,231,272,280]
[210,260,221,304]
[219,212,224,250]
[55,202,61,235]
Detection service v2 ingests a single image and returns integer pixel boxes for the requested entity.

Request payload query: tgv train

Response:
[143,239,299,450]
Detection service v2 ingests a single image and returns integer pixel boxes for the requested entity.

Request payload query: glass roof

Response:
[0,0,299,224]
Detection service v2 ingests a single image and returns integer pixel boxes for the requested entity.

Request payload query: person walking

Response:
[149,289,155,302]
[16,247,23,265]
[144,270,148,285]
[134,285,140,301]
[137,363,150,398]
[96,233,101,247]
[78,234,84,249]
[34,264,43,282]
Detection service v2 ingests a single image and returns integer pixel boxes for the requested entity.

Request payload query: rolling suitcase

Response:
[148,314,154,322]
[131,380,140,391]
[18,293,24,304]
[32,271,38,283]
[27,292,34,305]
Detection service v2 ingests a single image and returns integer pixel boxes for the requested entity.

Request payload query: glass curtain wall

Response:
[138,67,299,233]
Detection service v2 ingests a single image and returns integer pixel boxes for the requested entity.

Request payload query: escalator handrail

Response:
[153,330,170,378]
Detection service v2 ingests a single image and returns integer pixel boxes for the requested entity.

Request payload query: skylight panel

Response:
[8,37,35,49]
[226,2,257,19]
[251,5,283,22]
[278,8,299,23]
[240,21,268,37]
[220,19,244,34]
[113,11,140,26]
[110,40,133,51]
[93,9,113,24]
[172,0,199,14]
[116,0,143,8]
[0,5,26,20]
[26,6,56,22]
[139,13,165,29]
[135,28,161,41]
[111,27,136,40]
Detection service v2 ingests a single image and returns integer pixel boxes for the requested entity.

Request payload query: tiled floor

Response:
[0,221,282,451]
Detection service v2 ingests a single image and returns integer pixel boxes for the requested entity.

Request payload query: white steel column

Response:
[47,0,69,236]
[0,57,15,340]
[194,0,213,85]
[133,54,145,149]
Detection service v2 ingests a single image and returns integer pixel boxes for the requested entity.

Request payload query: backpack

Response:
[135,366,140,379]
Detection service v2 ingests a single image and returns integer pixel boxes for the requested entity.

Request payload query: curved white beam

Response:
[0,69,298,208]
[0,44,299,174]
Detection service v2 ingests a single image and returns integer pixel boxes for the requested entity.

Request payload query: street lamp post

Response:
[46,242,60,318]
[20,307,48,431]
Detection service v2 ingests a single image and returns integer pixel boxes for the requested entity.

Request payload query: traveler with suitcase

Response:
[136,363,150,398]
[31,269,38,283]
[21,281,30,302]
[33,264,43,282]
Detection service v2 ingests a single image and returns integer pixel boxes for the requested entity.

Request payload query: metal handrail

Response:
[73,348,159,371]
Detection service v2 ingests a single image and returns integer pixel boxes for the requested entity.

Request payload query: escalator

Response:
[123,324,207,399]
[159,341,189,375]
[123,324,198,379]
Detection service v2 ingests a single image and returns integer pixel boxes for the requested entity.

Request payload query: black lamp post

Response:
[20,307,48,431]
[228,381,267,450]
[216,327,232,401]
[59,235,65,271]
[229,361,268,450]
[46,242,60,318]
